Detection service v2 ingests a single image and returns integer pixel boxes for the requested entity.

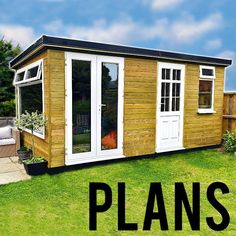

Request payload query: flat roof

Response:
[10,35,232,68]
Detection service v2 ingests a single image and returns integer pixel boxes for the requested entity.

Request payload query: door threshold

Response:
[65,154,125,166]
[156,147,185,153]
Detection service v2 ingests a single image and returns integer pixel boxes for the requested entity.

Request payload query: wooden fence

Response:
[0,117,15,127]
[222,92,236,134]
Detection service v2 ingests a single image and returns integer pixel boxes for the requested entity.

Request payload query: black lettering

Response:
[118,182,138,230]
[175,183,200,230]
[143,183,168,230]
[206,182,230,231]
[89,182,112,230]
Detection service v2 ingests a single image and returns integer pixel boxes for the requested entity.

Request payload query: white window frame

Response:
[198,65,216,114]
[14,60,42,85]
[15,59,45,139]
[200,65,216,79]
[65,52,124,165]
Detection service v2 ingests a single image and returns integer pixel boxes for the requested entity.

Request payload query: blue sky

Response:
[0,0,235,90]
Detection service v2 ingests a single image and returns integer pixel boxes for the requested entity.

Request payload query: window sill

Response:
[22,128,45,140]
[197,110,216,114]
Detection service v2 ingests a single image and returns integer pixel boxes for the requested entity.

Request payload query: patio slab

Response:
[0,158,12,164]
[0,156,31,185]
[10,156,19,163]
[0,171,31,185]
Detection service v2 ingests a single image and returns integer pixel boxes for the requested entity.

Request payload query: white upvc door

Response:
[156,62,185,153]
[96,56,124,158]
[65,52,124,165]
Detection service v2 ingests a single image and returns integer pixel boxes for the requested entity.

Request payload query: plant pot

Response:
[17,150,32,163]
[23,160,48,176]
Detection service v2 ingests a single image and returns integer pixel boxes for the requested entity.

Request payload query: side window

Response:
[14,60,44,137]
[198,66,215,113]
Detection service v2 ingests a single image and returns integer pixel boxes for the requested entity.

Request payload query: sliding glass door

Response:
[66,53,124,165]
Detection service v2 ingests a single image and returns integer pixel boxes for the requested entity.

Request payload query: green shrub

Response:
[19,146,30,152]
[0,99,15,116]
[23,156,44,164]
[223,131,236,152]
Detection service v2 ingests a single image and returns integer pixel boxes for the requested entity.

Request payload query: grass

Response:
[73,133,91,144]
[73,133,91,153]
[0,149,235,235]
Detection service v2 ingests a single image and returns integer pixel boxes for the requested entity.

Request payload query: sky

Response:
[0,0,235,90]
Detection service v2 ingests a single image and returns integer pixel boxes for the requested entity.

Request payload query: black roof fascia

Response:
[10,35,232,68]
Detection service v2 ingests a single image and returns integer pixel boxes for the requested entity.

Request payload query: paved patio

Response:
[0,156,31,185]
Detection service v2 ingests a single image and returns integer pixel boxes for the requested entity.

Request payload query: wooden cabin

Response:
[10,35,232,168]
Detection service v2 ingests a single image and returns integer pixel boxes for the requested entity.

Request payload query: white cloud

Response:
[44,20,64,34]
[144,0,184,11]
[45,13,222,47]
[66,19,139,44]
[170,13,222,43]
[0,24,37,49]
[217,50,235,60]
[205,39,222,50]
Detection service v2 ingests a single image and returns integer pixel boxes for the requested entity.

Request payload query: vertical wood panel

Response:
[123,58,157,157]
[184,65,225,148]
[222,93,236,134]
[48,50,65,168]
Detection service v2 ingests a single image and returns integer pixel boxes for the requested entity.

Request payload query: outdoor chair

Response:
[0,126,20,158]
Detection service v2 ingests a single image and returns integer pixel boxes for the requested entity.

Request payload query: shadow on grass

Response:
[47,145,229,176]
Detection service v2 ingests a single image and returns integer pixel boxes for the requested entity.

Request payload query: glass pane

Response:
[202,68,213,76]
[165,83,170,96]
[162,69,170,80]
[26,66,39,79]
[199,80,212,92]
[101,63,118,150]
[162,68,165,80]
[172,98,176,111]
[20,83,43,134]
[172,83,176,96]
[173,69,181,80]
[15,71,25,82]
[176,83,180,96]
[161,82,170,112]
[176,98,180,111]
[20,83,42,114]
[165,98,169,111]
[161,82,165,96]
[72,60,91,154]
[199,94,212,108]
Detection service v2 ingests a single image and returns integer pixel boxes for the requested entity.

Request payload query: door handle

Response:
[101,104,106,107]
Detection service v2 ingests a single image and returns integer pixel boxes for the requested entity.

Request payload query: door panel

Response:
[65,52,124,165]
[159,116,180,148]
[101,62,119,151]
[157,63,185,152]
[72,60,92,154]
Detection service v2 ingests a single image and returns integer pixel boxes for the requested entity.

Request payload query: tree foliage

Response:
[0,38,21,116]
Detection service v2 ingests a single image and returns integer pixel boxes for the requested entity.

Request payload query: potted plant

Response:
[16,111,47,175]
[17,146,32,164]
[23,156,48,176]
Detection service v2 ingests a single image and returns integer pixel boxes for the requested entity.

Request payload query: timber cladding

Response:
[123,58,157,157]
[47,50,65,168]
[19,50,226,167]
[183,64,225,148]
[20,51,50,164]
[19,50,66,168]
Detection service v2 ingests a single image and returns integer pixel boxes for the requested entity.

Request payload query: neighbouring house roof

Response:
[10,35,232,69]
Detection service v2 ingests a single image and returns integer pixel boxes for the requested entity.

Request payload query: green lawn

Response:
[73,133,91,153]
[0,149,235,235]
